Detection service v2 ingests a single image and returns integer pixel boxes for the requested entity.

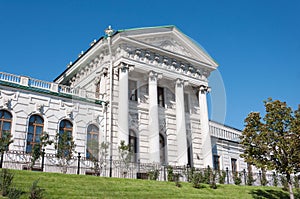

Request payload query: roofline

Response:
[117,25,176,32]
[209,120,242,132]
[53,24,218,82]
[53,31,118,82]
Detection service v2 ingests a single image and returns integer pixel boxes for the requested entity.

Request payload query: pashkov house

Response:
[0,26,246,176]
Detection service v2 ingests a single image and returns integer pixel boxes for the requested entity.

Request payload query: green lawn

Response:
[2,169,298,199]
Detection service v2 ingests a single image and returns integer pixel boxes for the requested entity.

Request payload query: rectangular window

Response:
[128,80,138,101]
[231,158,237,172]
[184,93,190,113]
[157,86,165,107]
[213,155,220,170]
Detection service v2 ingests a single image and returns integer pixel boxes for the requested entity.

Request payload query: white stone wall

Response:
[0,85,104,156]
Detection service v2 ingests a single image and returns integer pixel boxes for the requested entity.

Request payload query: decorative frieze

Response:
[115,45,209,81]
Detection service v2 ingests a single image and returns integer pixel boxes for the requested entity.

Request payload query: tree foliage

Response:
[54,131,76,173]
[30,132,53,169]
[240,98,300,199]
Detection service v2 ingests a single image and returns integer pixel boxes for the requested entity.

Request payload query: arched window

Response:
[58,119,73,155]
[159,134,166,164]
[0,110,12,137]
[129,130,137,162]
[59,119,73,136]
[86,124,99,160]
[26,115,44,153]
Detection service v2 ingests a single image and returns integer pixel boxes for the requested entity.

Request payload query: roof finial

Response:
[104,25,114,37]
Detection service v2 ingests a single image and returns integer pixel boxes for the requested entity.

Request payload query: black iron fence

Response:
[0,150,298,188]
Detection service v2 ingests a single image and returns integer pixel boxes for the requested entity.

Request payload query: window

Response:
[159,134,166,164]
[86,124,99,160]
[128,80,138,101]
[184,93,190,113]
[231,158,237,172]
[0,110,12,138]
[58,119,73,154]
[59,120,73,135]
[157,86,165,107]
[26,115,44,153]
[186,126,193,167]
[213,155,220,170]
[129,130,137,162]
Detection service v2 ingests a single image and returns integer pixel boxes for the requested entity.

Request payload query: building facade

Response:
[0,26,246,175]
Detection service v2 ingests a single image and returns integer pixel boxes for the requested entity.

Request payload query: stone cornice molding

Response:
[114,45,210,82]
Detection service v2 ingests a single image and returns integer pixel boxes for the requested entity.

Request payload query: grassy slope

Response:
[6,170,294,199]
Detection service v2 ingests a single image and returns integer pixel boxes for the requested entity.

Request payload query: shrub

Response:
[0,169,14,196]
[174,173,182,187]
[233,172,242,185]
[167,166,174,182]
[191,171,204,189]
[147,169,159,180]
[7,187,25,199]
[204,166,212,184]
[210,171,217,189]
[29,179,45,199]
[218,170,226,184]
[187,167,195,183]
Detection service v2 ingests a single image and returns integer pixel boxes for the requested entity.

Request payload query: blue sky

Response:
[0,0,299,129]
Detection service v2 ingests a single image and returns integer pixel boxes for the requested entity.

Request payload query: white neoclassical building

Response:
[0,26,246,175]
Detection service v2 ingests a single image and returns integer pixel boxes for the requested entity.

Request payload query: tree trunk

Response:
[287,173,294,199]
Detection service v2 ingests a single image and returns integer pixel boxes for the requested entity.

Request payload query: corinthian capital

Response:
[199,85,211,94]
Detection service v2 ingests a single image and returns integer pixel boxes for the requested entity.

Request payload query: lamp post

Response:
[105,25,114,178]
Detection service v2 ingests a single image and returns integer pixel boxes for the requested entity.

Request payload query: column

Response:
[199,85,213,167]
[118,63,129,145]
[148,71,160,163]
[175,79,188,165]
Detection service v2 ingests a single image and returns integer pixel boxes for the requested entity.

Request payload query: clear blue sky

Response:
[0,0,299,130]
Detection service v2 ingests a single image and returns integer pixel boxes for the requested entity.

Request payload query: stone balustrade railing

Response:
[209,121,241,142]
[0,71,105,102]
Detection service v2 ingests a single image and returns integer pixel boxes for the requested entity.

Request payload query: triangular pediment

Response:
[118,26,218,68]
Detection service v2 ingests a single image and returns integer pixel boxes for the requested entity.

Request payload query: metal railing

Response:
[0,150,296,188]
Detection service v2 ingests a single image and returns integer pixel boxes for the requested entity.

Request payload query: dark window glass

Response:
[129,130,137,162]
[26,115,44,153]
[159,134,166,164]
[231,158,237,172]
[213,155,220,170]
[157,87,165,107]
[129,80,138,101]
[184,93,190,113]
[0,110,12,137]
[86,124,99,160]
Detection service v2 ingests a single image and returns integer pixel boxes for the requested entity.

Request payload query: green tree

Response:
[0,130,13,168]
[54,131,76,174]
[118,140,132,178]
[240,99,300,199]
[30,132,53,170]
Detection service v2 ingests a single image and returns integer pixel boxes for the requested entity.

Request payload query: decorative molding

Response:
[115,45,209,81]
[199,85,211,94]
